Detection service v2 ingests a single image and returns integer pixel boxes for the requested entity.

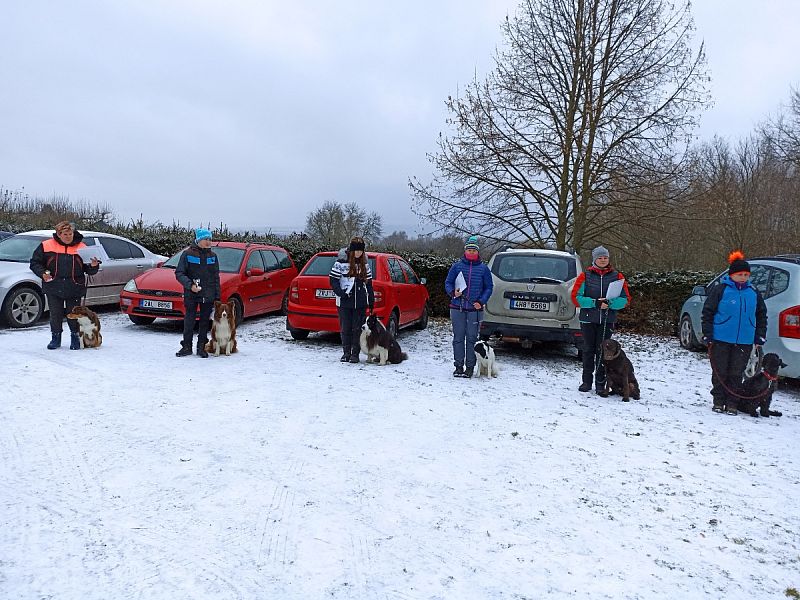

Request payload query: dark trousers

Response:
[581,321,614,387]
[450,308,481,369]
[47,294,82,335]
[182,296,214,349]
[338,306,366,356]
[709,341,752,410]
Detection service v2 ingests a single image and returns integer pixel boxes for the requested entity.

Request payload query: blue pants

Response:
[450,309,481,369]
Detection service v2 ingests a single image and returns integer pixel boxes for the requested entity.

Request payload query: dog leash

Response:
[706,344,773,400]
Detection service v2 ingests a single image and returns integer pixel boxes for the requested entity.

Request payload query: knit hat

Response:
[348,237,365,252]
[195,228,212,244]
[464,235,480,252]
[591,245,610,263]
[728,250,750,275]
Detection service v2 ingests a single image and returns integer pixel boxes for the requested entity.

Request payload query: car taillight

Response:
[374,289,384,306]
[779,305,800,339]
[290,282,299,301]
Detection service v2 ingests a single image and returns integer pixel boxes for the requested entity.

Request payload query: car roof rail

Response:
[751,255,800,265]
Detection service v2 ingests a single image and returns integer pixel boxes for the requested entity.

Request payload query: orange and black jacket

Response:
[29,231,99,299]
[570,265,631,324]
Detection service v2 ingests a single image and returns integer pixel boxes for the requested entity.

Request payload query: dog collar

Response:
[762,370,778,382]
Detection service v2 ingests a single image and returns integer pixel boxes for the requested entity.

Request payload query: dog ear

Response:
[780,360,788,369]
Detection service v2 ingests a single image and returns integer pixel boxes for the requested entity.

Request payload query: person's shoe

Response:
[712,403,724,413]
[725,407,738,415]
[69,333,81,350]
[578,382,592,392]
[175,343,193,357]
[47,333,62,350]
[596,388,609,398]
[196,345,209,358]
[340,352,351,362]
[463,367,474,379]
[349,354,360,363]
[453,365,465,377]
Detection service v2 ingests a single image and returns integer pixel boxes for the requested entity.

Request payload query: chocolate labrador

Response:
[600,339,640,402]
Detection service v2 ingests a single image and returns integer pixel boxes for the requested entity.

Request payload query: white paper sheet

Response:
[455,272,467,293]
[605,278,625,300]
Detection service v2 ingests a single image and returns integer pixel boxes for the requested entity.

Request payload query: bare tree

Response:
[411,0,709,253]
[304,200,383,248]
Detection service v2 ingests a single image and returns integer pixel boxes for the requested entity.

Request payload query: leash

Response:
[706,343,773,400]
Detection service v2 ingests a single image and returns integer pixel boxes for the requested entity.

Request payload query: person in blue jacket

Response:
[444,235,493,378]
[701,251,767,415]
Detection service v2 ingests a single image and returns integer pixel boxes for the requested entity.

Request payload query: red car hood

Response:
[133,267,237,291]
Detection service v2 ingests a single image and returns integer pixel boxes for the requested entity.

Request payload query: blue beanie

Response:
[464,235,480,251]
[195,228,212,244]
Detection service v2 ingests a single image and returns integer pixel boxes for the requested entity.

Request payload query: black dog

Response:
[739,353,786,417]
[359,314,408,365]
[600,339,640,402]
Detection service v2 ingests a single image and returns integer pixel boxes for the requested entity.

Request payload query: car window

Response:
[82,236,96,246]
[128,243,144,258]
[271,249,293,270]
[261,250,279,271]
[768,268,790,299]
[303,255,377,276]
[493,254,576,282]
[398,259,420,284]
[388,258,406,283]
[0,235,45,262]
[99,237,139,259]
[749,265,769,296]
[162,246,244,273]
[246,250,264,271]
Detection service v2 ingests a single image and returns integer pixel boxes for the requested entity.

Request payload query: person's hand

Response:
[43,271,53,282]
[596,298,609,310]
[756,336,766,348]
[90,257,100,267]
[473,301,482,310]
[191,284,201,293]
[453,289,462,298]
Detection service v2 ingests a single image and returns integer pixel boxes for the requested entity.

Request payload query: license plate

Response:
[315,289,336,299]
[511,300,549,311]
[141,299,173,310]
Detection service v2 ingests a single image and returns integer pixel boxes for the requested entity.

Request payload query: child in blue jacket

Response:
[444,236,493,378]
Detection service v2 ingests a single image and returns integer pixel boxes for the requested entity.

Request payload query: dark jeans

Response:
[182,296,214,349]
[450,308,481,369]
[709,341,752,410]
[47,294,82,335]
[338,306,366,356]
[581,321,614,387]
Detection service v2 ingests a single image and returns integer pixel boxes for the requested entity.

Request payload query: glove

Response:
[756,337,766,346]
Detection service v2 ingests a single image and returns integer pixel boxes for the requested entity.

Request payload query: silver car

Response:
[678,255,800,378]
[0,230,166,328]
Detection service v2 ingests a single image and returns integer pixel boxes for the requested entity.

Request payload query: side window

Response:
[766,267,789,299]
[261,250,279,272]
[99,237,133,259]
[82,237,96,246]
[128,243,144,259]
[272,249,293,270]
[245,250,264,272]
[399,260,420,284]
[388,258,406,283]
[748,265,770,296]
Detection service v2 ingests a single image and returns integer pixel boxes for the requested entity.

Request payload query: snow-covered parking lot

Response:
[1,310,799,599]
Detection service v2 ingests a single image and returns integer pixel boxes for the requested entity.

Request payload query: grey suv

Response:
[481,249,583,350]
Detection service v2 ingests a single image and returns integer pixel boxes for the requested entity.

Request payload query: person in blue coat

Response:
[701,251,767,414]
[444,235,494,378]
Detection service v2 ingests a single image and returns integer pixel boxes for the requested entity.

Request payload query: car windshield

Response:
[0,235,46,262]
[493,254,577,283]
[303,255,377,276]
[162,246,245,273]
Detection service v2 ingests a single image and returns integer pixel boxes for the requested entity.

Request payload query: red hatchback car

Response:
[119,241,297,325]
[285,251,430,340]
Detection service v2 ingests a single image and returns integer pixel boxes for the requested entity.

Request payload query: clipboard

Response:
[605,278,625,300]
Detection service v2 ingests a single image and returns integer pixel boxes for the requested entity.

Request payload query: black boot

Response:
[453,365,465,377]
[349,353,360,363]
[176,342,193,357]
[196,342,209,358]
[340,351,351,362]
[69,333,81,350]
[463,367,474,379]
[578,382,592,392]
[47,333,62,350]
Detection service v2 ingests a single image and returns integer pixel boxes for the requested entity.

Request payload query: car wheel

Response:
[280,291,289,316]
[387,311,399,338]
[290,328,309,340]
[414,303,429,330]
[2,286,44,328]
[230,297,244,327]
[679,314,703,351]
[129,315,156,326]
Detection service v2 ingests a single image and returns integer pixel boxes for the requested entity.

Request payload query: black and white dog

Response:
[740,353,786,417]
[360,314,408,365]
[474,340,499,378]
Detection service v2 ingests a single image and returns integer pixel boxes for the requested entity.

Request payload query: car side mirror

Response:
[156,261,165,268]
[420,277,427,285]
[247,268,265,277]
[692,285,706,296]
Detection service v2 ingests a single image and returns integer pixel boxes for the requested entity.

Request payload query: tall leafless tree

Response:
[304,200,383,248]
[411,0,709,253]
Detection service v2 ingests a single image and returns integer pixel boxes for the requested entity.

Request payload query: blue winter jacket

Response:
[444,255,493,312]
[701,275,768,345]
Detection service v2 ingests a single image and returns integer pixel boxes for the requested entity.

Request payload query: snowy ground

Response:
[1,309,799,600]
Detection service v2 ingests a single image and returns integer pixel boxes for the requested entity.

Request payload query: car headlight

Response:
[123,279,139,293]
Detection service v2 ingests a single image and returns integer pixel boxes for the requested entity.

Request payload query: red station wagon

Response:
[286,251,430,340]
[119,241,297,325]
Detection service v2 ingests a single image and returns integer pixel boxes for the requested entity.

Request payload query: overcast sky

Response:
[1,0,799,235]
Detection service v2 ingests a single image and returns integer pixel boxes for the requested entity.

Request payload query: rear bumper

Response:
[480,319,582,344]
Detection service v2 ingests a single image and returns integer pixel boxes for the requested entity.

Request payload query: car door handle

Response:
[136,265,146,269]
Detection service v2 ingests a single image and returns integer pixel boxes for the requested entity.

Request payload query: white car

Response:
[0,230,166,328]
